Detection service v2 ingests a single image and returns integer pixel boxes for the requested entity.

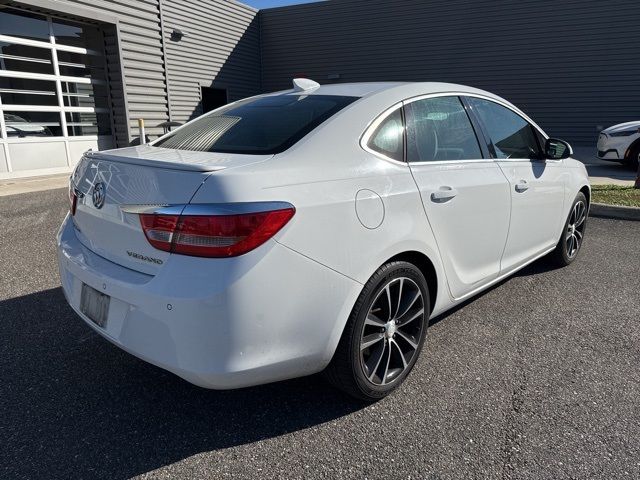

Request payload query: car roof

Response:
[298,82,408,97]
[275,80,503,101]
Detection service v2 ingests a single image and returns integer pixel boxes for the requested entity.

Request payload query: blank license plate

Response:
[80,283,110,328]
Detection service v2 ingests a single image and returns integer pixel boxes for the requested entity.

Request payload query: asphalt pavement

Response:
[1,188,639,480]
[571,146,637,186]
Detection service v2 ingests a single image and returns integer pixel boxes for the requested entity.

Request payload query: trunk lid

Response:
[71,146,271,274]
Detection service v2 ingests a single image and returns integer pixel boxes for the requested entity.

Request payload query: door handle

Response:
[515,180,529,193]
[431,186,458,202]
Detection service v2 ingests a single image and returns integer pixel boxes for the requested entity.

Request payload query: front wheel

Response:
[324,261,430,401]
[549,192,588,267]
[626,144,640,170]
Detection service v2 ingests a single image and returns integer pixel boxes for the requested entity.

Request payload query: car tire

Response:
[549,192,588,267]
[324,261,430,401]
[626,144,640,170]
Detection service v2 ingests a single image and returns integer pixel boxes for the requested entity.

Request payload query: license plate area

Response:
[80,283,110,328]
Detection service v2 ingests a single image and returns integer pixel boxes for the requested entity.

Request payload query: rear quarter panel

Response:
[189,107,451,317]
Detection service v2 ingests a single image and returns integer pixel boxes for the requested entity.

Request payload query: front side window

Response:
[366,108,404,162]
[468,98,541,159]
[154,94,357,154]
[405,96,482,162]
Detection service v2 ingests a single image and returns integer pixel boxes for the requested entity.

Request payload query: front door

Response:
[466,97,566,272]
[405,96,511,299]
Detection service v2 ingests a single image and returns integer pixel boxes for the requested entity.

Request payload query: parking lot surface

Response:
[1,188,639,480]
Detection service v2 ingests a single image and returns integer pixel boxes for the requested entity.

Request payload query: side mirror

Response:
[545,138,572,160]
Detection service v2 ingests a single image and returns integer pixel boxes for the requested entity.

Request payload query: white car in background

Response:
[4,113,53,137]
[57,80,590,401]
[597,121,640,168]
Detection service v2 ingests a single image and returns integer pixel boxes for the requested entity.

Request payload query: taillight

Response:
[69,183,78,216]
[139,207,295,258]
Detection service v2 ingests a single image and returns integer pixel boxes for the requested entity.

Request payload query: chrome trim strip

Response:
[409,159,492,167]
[182,202,294,216]
[359,90,552,167]
[120,204,178,215]
[121,201,295,216]
[400,91,549,142]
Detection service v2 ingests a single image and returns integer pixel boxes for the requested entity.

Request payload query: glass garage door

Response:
[0,7,114,177]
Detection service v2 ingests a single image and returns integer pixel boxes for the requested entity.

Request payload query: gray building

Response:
[1,0,637,179]
[0,0,259,178]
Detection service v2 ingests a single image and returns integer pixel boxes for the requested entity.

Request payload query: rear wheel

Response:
[549,192,588,267]
[324,261,430,401]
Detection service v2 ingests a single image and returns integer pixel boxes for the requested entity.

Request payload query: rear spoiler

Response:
[85,151,226,173]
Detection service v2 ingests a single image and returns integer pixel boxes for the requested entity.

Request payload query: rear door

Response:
[466,97,566,272]
[404,95,511,299]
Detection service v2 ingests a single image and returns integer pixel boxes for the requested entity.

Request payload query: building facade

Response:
[1,0,638,179]
[260,0,640,146]
[0,0,259,179]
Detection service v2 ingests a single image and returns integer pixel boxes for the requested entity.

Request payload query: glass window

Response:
[57,50,105,79]
[405,96,482,162]
[66,112,111,136]
[154,94,358,154]
[367,108,404,161]
[0,8,112,141]
[61,81,109,109]
[468,98,541,159]
[52,18,103,50]
[4,111,62,137]
[0,42,53,75]
[0,78,57,106]
[0,8,50,41]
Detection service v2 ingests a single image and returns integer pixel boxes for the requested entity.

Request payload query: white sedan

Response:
[597,121,640,168]
[58,80,590,400]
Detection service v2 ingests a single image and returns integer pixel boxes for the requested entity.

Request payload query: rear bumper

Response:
[57,214,361,389]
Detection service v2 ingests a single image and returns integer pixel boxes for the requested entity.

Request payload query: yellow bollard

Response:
[138,118,146,145]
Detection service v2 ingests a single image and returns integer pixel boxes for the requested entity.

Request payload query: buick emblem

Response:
[92,182,106,209]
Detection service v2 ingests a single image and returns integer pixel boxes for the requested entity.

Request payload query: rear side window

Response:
[367,108,404,162]
[405,96,482,162]
[468,98,541,159]
[154,94,357,154]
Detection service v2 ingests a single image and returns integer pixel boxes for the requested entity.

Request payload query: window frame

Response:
[0,7,112,142]
[360,91,549,166]
[360,102,406,165]
[363,103,406,163]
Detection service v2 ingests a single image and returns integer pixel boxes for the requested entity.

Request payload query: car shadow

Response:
[428,255,559,328]
[585,162,637,181]
[1,287,367,479]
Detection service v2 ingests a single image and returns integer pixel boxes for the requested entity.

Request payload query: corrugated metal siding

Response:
[161,0,261,124]
[260,0,640,145]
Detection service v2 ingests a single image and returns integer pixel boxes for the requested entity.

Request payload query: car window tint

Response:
[367,108,404,161]
[405,96,482,162]
[468,98,541,159]
[154,94,357,154]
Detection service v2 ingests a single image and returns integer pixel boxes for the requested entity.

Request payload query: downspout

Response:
[257,8,263,94]
[158,0,173,123]
[114,21,132,146]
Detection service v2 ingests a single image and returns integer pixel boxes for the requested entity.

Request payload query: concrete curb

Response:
[589,202,640,222]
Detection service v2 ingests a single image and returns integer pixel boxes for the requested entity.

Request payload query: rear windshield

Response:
[154,94,358,154]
